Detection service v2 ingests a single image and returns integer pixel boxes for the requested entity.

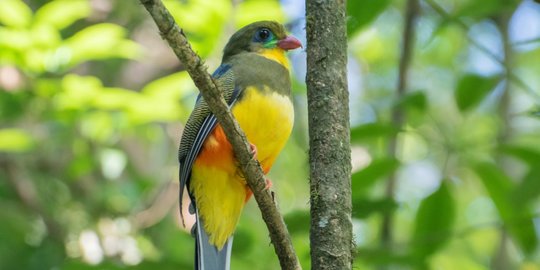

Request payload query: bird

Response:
[178,21,302,270]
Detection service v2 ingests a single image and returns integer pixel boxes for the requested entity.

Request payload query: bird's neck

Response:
[256,48,290,71]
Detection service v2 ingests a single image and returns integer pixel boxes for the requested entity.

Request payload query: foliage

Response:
[348,0,540,269]
[0,0,539,269]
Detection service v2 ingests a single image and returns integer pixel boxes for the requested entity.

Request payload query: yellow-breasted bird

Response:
[178,21,301,270]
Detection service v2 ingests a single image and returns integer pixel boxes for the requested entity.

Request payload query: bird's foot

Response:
[249,142,258,160]
[265,177,273,190]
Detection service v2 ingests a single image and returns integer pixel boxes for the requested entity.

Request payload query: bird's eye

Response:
[256,28,272,42]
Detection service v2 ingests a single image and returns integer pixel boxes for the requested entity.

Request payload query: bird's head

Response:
[222,21,302,63]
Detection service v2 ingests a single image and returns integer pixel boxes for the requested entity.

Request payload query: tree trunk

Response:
[305,0,353,269]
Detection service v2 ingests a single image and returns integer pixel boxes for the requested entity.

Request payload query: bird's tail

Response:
[194,210,233,270]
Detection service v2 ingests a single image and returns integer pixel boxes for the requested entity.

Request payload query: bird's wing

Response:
[178,64,239,217]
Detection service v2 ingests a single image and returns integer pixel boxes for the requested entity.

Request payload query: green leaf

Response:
[499,145,540,168]
[350,122,399,144]
[356,247,418,267]
[411,181,455,258]
[512,168,540,205]
[455,73,500,112]
[474,163,537,254]
[0,128,34,152]
[347,0,391,36]
[232,227,254,255]
[352,198,397,219]
[352,158,400,196]
[454,0,515,20]
[34,0,90,30]
[0,91,28,121]
[284,210,310,234]
[0,0,32,28]
[499,145,540,204]
[398,91,427,112]
[474,163,513,216]
[527,104,540,118]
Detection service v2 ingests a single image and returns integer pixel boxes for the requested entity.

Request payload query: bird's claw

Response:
[265,177,273,190]
[249,142,258,160]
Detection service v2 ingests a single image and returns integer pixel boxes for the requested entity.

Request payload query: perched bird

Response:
[178,21,302,270]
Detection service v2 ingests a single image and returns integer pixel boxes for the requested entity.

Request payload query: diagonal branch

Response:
[138,0,301,269]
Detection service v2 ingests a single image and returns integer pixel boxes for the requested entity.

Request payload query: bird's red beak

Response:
[277,35,302,51]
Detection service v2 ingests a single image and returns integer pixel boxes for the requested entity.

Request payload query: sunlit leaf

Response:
[455,73,500,112]
[93,87,141,110]
[142,72,196,101]
[0,128,34,152]
[350,122,399,143]
[347,0,391,36]
[0,0,32,28]
[126,96,183,124]
[34,0,90,30]
[68,155,94,179]
[56,75,102,110]
[165,0,231,57]
[0,28,33,52]
[236,0,285,28]
[64,23,141,67]
[80,111,114,143]
[475,163,537,254]
[411,181,455,258]
[29,24,62,48]
[352,158,400,196]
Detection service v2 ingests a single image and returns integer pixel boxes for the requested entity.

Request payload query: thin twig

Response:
[424,0,540,100]
[491,12,513,270]
[0,159,65,244]
[382,0,419,251]
[138,1,300,269]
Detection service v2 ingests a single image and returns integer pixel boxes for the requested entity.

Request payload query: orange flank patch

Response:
[194,124,235,172]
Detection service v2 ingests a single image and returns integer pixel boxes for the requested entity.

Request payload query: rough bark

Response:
[305,0,353,269]
[139,1,301,269]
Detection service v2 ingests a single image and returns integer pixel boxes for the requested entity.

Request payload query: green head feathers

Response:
[222,21,301,62]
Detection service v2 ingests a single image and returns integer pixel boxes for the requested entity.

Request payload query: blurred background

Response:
[0,0,539,269]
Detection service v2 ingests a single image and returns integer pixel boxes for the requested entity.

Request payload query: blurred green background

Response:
[0,0,539,269]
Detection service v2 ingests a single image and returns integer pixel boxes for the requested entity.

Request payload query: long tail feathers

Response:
[194,209,233,270]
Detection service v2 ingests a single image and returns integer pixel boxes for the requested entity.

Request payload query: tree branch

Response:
[491,11,514,270]
[306,0,353,269]
[382,0,419,250]
[138,1,301,269]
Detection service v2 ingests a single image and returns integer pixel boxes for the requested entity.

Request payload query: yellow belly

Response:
[190,86,294,249]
